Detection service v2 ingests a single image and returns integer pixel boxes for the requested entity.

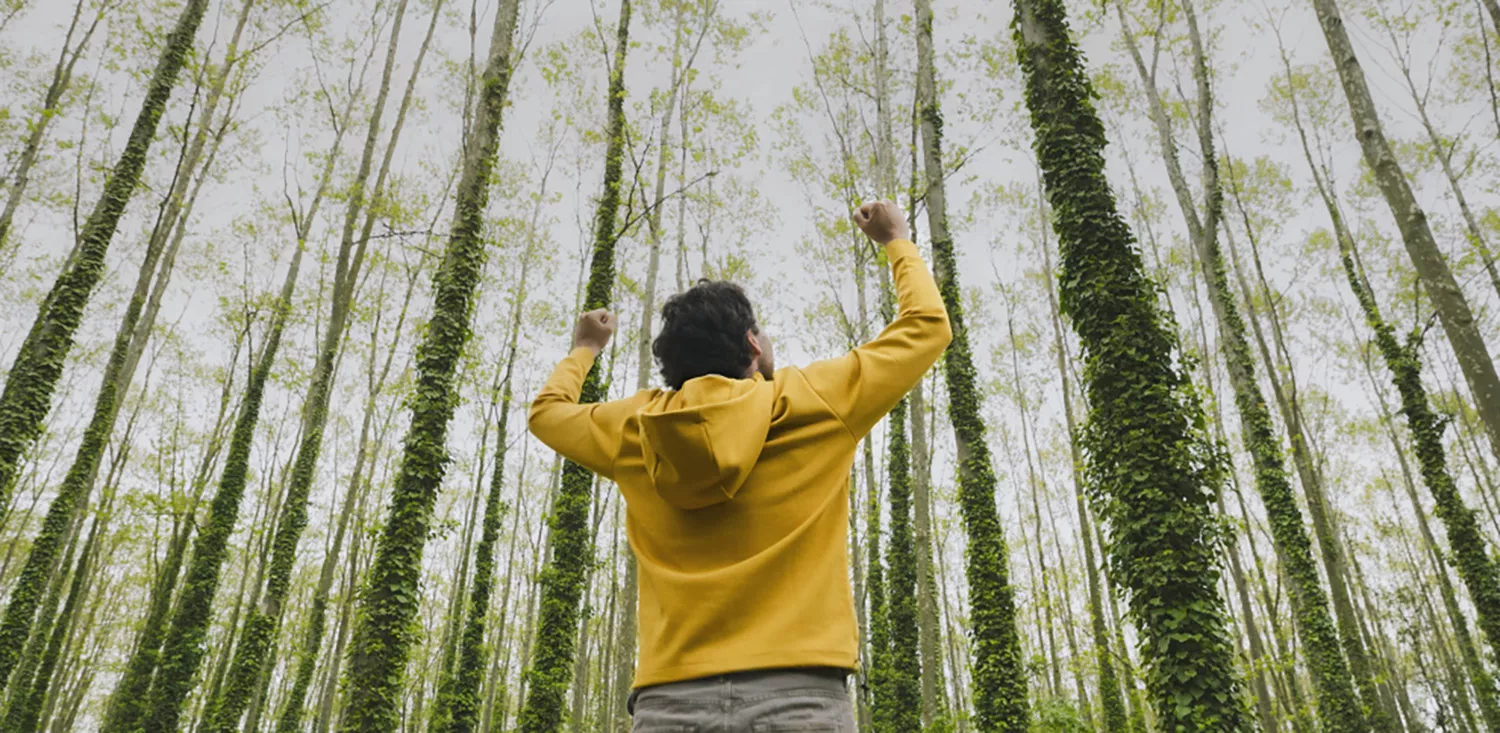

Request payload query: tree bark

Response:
[917,1,1029,729]
[516,1,631,730]
[336,0,521,726]
[1011,0,1249,728]
[0,0,208,571]
[1312,0,1500,466]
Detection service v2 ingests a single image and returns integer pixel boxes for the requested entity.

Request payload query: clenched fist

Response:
[852,200,911,246]
[573,309,615,356]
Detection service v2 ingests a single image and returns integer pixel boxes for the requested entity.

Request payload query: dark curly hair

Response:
[652,280,758,390]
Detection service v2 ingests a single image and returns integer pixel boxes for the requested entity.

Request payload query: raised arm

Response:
[803,201,952,439]
[528,310,651,478]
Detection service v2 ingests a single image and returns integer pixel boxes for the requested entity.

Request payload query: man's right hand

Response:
[852,200,911,245]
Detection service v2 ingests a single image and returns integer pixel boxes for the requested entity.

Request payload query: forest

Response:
[0,0,1498,730]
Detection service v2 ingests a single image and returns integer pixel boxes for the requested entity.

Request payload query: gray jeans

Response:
[627,667,857,732]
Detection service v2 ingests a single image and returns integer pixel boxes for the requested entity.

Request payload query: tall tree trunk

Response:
[337,0,521,726]
[99,327,243,733]
[1339,212,1500,704]
[1038,187,1127,732]
[1366,349,1500,732]
[0,0,208,513]
[915,2,1029,730]
[1112,1,1370,728]
[0,0,107,251]
[516,2,631,730]
[0,0,235,700]
[1311,0,1500,465]
[140,219,308,733]
[1010,0,1249,729]
[430,227,535,733]
[206,0,445,725]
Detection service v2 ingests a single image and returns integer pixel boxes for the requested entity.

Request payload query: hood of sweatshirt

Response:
[637,374,773,510]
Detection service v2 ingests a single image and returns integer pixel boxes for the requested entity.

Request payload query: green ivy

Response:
[431,376,515,733]
[869,450,890,732]
[336,1,521,728]
[0,0,208,697]
[515,3,630,731]
[1010,1,1250,729]
[883,397,921,733]
[100,517,193,733]
[1339,238,1500,723]
[140,240,304,733]
[915,2,1029,729]
[7,509,103,732]
[0,0,206,517]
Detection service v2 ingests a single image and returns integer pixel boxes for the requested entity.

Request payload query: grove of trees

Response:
[1,0,1499,731]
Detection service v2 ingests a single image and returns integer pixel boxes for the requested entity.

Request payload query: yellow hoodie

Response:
[528,239,951,688]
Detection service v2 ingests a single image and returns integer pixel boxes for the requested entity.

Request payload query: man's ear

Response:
[746,328,763,361]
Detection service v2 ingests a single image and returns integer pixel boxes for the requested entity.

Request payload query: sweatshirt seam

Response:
[789,367,860,442]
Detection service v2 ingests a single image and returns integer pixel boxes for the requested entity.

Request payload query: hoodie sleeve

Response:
[528,346,653,479]
[801,239,952,439]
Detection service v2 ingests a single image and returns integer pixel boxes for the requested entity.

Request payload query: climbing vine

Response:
[336,0,521,728]
[1011,0,1249,729]
[1339,238,1500,681]
[0,0,210,699]
[882,397,920,733]
[915,2,1028,730]
[517,2,631,730]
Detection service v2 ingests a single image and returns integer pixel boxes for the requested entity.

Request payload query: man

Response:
[528,201,951,731]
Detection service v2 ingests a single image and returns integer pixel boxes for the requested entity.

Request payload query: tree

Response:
[0,0,108,252]
[0,0,218,702]
[1112,1,1372,728]
[515,2,632,730]
[914,1,1029,730]
[202,0,448,728]
[0,0,207,543]
[335,0,522,727]
[1310,0,1500,467]
[138,223,307,733]
[1011,0,1249,729]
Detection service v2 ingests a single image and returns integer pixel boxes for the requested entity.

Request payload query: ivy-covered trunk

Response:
[1339,226,1500,702]
[516,1,630,730]
[0,3,222,705]
[0,0,206,544]
[430,234,533,733]
[4,482,111,733]
[1310,0,1500,467]
[138,233,305,733]
[1112,1,1370,728]
[1039,210,1126,732]
[335,0,521,726]
[914,1,1028,730]
[203,0,443,728]
[1010,0,1249,729]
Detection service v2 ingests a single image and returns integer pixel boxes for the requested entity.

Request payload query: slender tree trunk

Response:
[431,233,535,733]
[1011,0,1249,729]
[0,0,107,251]
[1113,3,1369,728]
[140,219,307,733]
[1366,350,1500,732]
[0,0,208,513]
[1338,215,1500,708]
[517,2,631,730]
[915,2,1028,729]
[1312,0,1500,465]
[337,0,521,726]
[208,0,445,726]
